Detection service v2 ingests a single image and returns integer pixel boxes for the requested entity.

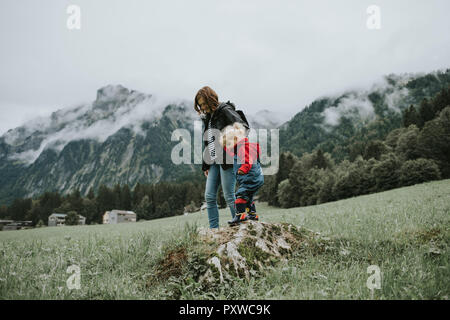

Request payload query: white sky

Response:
[1,0,449,135]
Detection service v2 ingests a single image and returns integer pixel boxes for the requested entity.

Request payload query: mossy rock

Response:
[197,221,319,283]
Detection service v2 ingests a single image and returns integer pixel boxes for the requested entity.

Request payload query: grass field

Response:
[1,179,449,299]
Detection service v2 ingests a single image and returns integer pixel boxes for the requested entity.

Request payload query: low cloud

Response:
[320,74,414,128]
[5,89,181,164]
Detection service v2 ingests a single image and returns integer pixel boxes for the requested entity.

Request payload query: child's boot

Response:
[247,201,259,221]
[227,213,248,226]
[228,199,248,226]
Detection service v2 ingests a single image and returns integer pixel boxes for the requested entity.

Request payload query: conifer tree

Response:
[121,185,132,210]
[402,105,420,128]
[418,98,434,127]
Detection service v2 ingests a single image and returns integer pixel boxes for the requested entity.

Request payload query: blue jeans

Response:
[204,163,237,228]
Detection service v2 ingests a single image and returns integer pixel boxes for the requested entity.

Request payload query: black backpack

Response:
[226,101,250,129]
[236,110,250,129]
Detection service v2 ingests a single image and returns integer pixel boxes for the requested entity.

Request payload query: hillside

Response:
[0,179,448,299]
[279,70,450,162]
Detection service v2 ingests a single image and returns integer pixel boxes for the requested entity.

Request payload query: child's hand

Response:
[237,169,245,175]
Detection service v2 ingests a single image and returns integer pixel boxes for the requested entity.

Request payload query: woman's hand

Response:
[237,169,245,175]
[204,170,209,177]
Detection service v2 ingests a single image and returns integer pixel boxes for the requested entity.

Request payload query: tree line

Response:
[0,178,207,226]
[259,86,450,208]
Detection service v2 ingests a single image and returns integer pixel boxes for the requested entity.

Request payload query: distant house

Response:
[48,213,86,227]
[0,220,14,230]
[0,220,32,231]
[183,201,200,215]
[103,210,136,224]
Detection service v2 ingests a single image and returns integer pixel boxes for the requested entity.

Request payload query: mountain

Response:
[0,85,288,206]
[1,69,449,206]
[278,69,450,162]
[0,85,200,205]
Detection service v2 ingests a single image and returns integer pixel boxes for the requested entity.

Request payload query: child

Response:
[219,122,264,226]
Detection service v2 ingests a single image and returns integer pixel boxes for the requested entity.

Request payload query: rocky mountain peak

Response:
[95,84,130,103]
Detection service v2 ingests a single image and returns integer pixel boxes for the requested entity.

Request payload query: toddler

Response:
[219,122,264,226]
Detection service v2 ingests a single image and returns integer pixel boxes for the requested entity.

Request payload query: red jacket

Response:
[224,137,261,174]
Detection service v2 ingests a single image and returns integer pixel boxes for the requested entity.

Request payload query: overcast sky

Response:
[0,0,449,135]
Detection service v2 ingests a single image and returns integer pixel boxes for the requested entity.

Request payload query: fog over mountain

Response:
[278,69,450,162]
[1,85,290,167]
[318,73,416,130]
[0,68,448,206]
[3,85,176,164]
[1,70,445,170]
[0,83,297,205]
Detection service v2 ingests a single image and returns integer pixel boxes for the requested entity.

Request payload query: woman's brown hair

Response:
[194,86,219,114]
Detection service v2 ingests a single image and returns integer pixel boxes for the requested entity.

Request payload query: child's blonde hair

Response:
[219,122,247,150]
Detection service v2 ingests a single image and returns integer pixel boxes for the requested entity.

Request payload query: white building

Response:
[48,213,86,226]
[200,202,207,213]
[103,210,136,224]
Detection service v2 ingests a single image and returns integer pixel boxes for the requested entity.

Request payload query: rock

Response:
[197,221,314,283]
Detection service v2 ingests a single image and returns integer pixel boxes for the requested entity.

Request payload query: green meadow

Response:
[1,179,449,299]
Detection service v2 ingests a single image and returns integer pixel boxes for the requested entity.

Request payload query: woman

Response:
[194,86,249,229]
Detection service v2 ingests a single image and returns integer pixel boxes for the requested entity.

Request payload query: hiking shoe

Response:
[247,213,259,221]
[227,213,248,226]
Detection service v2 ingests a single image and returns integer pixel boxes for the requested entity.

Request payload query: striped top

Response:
[207,117,216,161]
